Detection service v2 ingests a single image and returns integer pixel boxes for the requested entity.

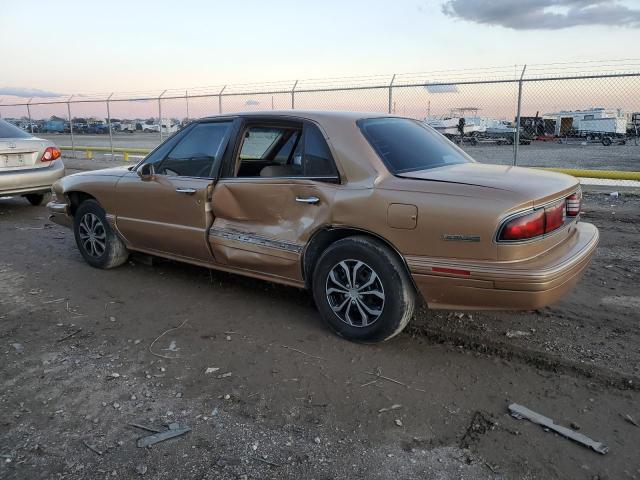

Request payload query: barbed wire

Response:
[2,59,640,106]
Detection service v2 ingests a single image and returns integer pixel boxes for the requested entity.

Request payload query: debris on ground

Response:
[136,423,191,448]
[82,440,103,456]
[508,403,609,454]
[620,413,639,428]
[11,343,24,353]
[57,328,82,342]
[505,330,531,339]
[378,404,402,413]
[205,367,220,374]
[129,423,163,433]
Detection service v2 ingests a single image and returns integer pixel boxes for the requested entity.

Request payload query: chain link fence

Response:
[1,62,639,184]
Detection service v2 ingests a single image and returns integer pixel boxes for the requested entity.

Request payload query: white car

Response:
[0,119,65,205]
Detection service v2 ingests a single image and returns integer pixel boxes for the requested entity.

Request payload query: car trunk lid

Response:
[0,137,48,171]
[398,163,579,206]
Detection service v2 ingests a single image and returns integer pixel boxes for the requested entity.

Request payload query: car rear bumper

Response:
[0,160,65,196]
[407,222,599,310]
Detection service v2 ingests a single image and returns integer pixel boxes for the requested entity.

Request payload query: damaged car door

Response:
[209,119,340,283]
[115,121,234,261]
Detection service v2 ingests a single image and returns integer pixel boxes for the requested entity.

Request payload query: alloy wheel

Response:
[78,213,106,258]
[325,259,385,327]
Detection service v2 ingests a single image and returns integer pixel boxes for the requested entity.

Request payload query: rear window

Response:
[0,119,31,139]
[358,117,473,174]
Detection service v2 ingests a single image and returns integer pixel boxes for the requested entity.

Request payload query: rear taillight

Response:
[499,200,567,241]
[566,192,581,216]
[500,210,545,241]
[41,146,61,162]
[544,201,566,233]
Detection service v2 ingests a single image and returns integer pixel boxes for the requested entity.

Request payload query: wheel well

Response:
[66,191,96,217]
[302,227,414,290]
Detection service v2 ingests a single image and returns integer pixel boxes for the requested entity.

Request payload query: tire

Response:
[312,236,416,343]
[73,199,129,269]
[602,137,612,146]
[25,193,47,206]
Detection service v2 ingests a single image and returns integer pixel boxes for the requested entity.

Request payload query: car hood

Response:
[397,163,579,206]
[70,165,132,178]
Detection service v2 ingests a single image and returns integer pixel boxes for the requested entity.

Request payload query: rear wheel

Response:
[25,193,46,206]
[73,200,129,269]
[312,236,416,343]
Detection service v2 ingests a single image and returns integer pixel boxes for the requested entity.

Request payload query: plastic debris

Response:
[509,403,608,454]
[136,423,191,448]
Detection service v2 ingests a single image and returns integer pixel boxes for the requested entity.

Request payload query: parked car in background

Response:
[87,122,109,134]
[119,122,136,133]
[48,111,597,342]
[141,122,160,133]
[41,119,69,134]
[0,119,65,205]
[72,120,89,134]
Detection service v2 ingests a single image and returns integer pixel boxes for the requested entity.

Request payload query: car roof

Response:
[201,110,396,123]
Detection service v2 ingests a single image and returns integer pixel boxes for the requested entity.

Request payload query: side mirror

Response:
[138,163,156,180]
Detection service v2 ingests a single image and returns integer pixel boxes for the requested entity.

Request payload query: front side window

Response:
[358,117,473,174]
[156,122,231,177]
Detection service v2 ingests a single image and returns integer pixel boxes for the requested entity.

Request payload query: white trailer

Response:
[578,117,627,135]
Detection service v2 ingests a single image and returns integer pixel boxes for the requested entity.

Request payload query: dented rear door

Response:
[209,178,337,282]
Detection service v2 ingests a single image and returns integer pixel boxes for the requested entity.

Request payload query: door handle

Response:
[176,187,197,195]
[295,196,320,204]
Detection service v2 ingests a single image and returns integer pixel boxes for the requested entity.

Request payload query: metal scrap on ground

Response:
[508,403,609,455]
[135,422,191,448]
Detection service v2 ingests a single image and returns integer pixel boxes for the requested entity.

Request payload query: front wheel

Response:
[73,200,129,269]
[312,236,416,343]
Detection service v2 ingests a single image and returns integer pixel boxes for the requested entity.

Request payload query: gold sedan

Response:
[48,111,598,342]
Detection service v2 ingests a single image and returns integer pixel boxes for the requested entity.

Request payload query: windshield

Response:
[0,119,32,139]
[358,117,473,174]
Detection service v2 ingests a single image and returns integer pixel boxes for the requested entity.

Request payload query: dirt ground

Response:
[1,160,640,479]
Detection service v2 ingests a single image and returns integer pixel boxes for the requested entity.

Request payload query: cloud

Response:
[441,0,640,29]
[0,87,63,98]
[245,99,260,106]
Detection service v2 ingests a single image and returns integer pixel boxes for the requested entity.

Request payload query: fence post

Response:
[67,95,75,159]
[218,86,226,114]
[513,65,527,166]
[291,80,298,109]
[185,90,189,122]
[388,74,396,114]
[158,90,167,142]
[106,93,114,159]
[27,98,33,134]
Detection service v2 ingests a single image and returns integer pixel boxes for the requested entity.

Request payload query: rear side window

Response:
[358,117,473,174]
[301,123,338,178]
[0,119,31,139]
[239,128,285,160]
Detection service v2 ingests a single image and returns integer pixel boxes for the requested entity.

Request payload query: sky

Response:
[2,0,640,98]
